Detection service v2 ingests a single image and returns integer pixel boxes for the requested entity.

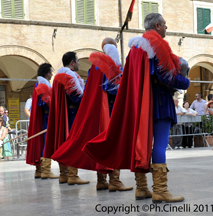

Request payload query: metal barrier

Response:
[169,115,210,148]
[8,120,29,160]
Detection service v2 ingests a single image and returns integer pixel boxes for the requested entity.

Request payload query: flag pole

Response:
[118,0,124,68]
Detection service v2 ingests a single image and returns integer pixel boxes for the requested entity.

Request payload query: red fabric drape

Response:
[43,79,69,158]
[83,47,153,173]
[51,65,113,173]
[26,87,44,165]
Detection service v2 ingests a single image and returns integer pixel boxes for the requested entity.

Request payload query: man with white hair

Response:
[83,13,190,203]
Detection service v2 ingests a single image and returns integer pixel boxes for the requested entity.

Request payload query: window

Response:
[1,0,24,19]
[75,0,95,25]
[197,8,211,34]
[139,0,162,29]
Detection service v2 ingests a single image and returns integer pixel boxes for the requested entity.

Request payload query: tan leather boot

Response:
[96,172,108,190]
[35,165,41,178]
[41,158,59,179]
[135,172,152,200]
[59,164,68,184]
[151,163,184,203]
[108,169,133,192]
[67,166,90,185]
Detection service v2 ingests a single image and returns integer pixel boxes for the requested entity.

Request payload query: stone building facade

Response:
[0,0,213,124]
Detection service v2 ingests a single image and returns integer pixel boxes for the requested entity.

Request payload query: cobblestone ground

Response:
[0,147,213,216]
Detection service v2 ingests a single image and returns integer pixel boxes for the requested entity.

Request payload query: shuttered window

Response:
[197,8,211,34]
[142,1,158,27]
[76,0,95,25]
[1,0,24,19]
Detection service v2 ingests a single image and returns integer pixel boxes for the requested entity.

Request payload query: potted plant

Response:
[201,115,213,147]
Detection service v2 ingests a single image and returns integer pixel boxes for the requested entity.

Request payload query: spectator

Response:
[182,101,198,148]
[207,101,213,116]
[24,97,32,118]
[4,109,9,125]
[204,94,213,115]
[0,106,7,126]
[190,93,206,115]
[174,98,185,115]
[173,98,185,149]
[0,116,8,159]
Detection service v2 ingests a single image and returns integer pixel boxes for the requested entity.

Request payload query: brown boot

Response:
[135,172,152,200]
[35,165,41,179]
[59,164,68,184]
[96,172,108,190]
[41,158,59,179]
[108,169,133,192]
[151,163,184,203]
[67,166,90,185]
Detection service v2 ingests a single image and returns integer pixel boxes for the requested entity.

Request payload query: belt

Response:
[44,110,49,114]
[68,104,78,109]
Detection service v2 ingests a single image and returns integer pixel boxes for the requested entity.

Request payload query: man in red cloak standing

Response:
[26,63,59,179]
[83,13,190,203]
[52,38,133,192]
[43,52,89,185]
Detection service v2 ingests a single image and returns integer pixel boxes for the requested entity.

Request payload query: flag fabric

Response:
[122,0,136,30]
[205,23,213,33]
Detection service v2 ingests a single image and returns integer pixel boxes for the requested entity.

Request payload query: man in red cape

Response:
[43,51,89,185]
[26,63,58,179]
[83,13,190,203]
[52,38,133,192]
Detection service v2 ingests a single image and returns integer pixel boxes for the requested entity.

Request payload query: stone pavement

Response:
[1,147,213,216]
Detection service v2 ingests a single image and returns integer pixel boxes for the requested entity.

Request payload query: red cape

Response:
[51,65,113,173]
[43,78,69,158]
[26,86,44,165]
[83,47,153,173]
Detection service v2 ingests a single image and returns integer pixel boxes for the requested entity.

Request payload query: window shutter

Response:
[14,0,24,19]
[76,0,85,23]
[204,8,211,34]
[151,3,158,13]
[86,0,94,24]
[142,2,150,22]
[197,8,204,34]
[2,0,13,18]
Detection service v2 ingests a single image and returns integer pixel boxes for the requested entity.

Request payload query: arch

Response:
[188,54,213,69]
[0,45,50,91]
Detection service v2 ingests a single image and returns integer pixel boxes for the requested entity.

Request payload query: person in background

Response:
[204,94,213,115]
[4,109,9,125]
[24,97,32,118]
[182,101,198,148]
[173,99,185,149]
[207,101,213,116]
[0,106,7,126]
[190,93,206,115]
[0,116,8,159]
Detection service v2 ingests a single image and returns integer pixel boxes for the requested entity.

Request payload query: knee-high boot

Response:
[96,172,108,190]
[67,166,90,185]
[41,158,59,179]
[150,164,184,203]
[59,164,69,183]
[108,169,133,192]
[135,172,152,200]
[35,165,41,178]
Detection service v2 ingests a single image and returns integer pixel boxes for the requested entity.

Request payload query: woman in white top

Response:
[0,116,7,159]
[182,101,198,148]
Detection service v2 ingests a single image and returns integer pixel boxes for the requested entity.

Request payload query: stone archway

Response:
[0,45,50,92]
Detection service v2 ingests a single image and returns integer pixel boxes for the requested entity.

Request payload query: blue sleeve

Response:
[67,92,82,105]
[38,96,49,111]
[102,74,119,95]
[25,98,32,110]
[150,58,190,90]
